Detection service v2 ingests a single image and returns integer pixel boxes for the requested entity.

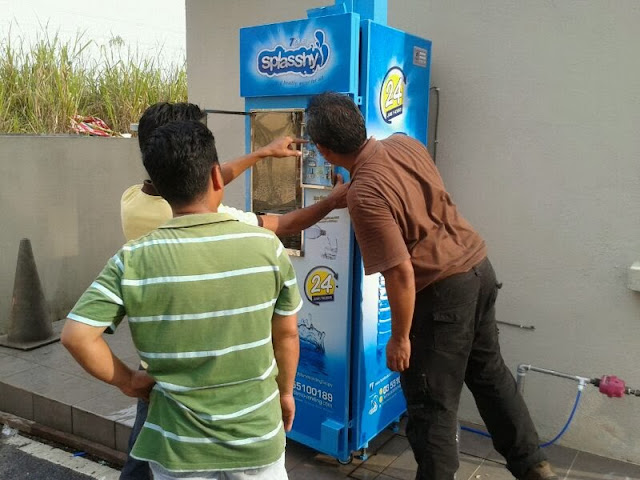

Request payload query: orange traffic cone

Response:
[0,238,59,350]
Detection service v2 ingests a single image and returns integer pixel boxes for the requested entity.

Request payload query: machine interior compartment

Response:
[250,110,304,254]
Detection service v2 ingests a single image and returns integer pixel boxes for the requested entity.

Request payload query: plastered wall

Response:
[0,136,145,332]
[186,1,640,462]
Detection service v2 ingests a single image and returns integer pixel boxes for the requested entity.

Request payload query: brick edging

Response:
[0,410,126,467]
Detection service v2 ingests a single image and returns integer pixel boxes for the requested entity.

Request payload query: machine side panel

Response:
[360,21,432,143]
[351,20,432,451]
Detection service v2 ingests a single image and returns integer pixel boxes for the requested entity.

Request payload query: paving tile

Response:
[0,345,36,357]
[120,355,144,372]
[0,354,37,378]
[0,383,33,419]
[74,390,138,452]
[288,463,350,479]
[350,465,383,479]
[355,450,482,480]
[52,358,96,381]
[567,451,640,479]
[471,459,516,479]
[105,337,138,359]
[0,342,96,382]
[457,454,485,480]
[484,439,578,479]
[4,341,64,363]
[285,439,319,471]
[366,427,397,452]
[539,444,579,480]
[115,421,133,453]
[74,388,138,420]
[72,407,116,450]
[33,394,72,433]
[380,447,417,480]
[1,364,113,406]
[359,435,412,473]
[396,416,408,437]
[103,322,138,358]
[458,424,495,459]
[287,450,361,479]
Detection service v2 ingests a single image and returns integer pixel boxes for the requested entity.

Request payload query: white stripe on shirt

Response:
[67,313,112,327]
[138,335,272,360]
[128,299,277,323]
[155,360,277,392]
[274,299,304,316]
[122,266,279,287]
[112,255,124,272]
[123,233,273,251]
[160,387,280,421]
[142,421,283,445]
[90,282,123,306]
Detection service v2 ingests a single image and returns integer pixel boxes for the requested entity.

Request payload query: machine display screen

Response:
[302,140,333,188]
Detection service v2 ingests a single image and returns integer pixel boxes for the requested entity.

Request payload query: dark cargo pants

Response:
[400,257,546,480]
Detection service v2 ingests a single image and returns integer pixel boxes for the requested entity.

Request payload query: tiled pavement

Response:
[1,321,640,479]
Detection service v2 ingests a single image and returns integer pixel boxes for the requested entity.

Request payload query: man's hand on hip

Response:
[120,370,156,402]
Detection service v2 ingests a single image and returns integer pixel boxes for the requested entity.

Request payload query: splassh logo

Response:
[257,30,330,77]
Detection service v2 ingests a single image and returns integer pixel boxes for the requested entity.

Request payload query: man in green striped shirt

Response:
[62,120,301,479]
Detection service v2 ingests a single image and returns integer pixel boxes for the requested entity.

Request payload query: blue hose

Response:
[539,389,582,448]
[460,388,583,448]
[460,425,492,438]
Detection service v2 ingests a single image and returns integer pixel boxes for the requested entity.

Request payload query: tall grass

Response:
[0,30,187,134]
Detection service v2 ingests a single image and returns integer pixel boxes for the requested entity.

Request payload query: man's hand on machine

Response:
[258,136,305,159]
[328,173,349,210]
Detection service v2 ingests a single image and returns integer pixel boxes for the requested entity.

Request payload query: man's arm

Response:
[220,136,303,185]
[61,320,155,401]
[260,178,348,236]
[382,259,416,372]
[271,313,300,432]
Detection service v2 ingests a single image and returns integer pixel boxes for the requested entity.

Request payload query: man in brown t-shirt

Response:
[305,92,557,480]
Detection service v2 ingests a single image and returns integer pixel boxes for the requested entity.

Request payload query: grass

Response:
[0,29,187,135]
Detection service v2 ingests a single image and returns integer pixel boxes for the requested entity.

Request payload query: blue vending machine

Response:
[239,0,431,463]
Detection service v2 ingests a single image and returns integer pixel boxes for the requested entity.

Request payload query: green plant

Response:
[0,27,187,134]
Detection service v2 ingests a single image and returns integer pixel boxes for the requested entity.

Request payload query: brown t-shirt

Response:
[348,134,487,292]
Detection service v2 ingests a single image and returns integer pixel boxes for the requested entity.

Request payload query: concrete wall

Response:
[0,136,146,333]
[186,1,640,463]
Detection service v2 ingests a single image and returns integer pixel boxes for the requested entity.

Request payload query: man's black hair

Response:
[305,92,367,154]
[142,121,219,207]
[138,102,206,150]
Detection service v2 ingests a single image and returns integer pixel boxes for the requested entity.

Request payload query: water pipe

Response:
[460,365,639,448]
[516,364,590,395]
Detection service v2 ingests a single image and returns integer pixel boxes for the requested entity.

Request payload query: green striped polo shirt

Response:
[68,213,302,472]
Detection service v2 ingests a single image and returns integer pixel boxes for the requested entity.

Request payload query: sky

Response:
[0,0,186,65]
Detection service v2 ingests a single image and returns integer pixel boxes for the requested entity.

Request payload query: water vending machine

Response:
[239,0,431,462]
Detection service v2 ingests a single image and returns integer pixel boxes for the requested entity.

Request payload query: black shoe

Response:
[519,461,559,480]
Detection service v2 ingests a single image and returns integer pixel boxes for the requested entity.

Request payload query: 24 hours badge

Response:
[379,66,406,124]
[304,266,338,305]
